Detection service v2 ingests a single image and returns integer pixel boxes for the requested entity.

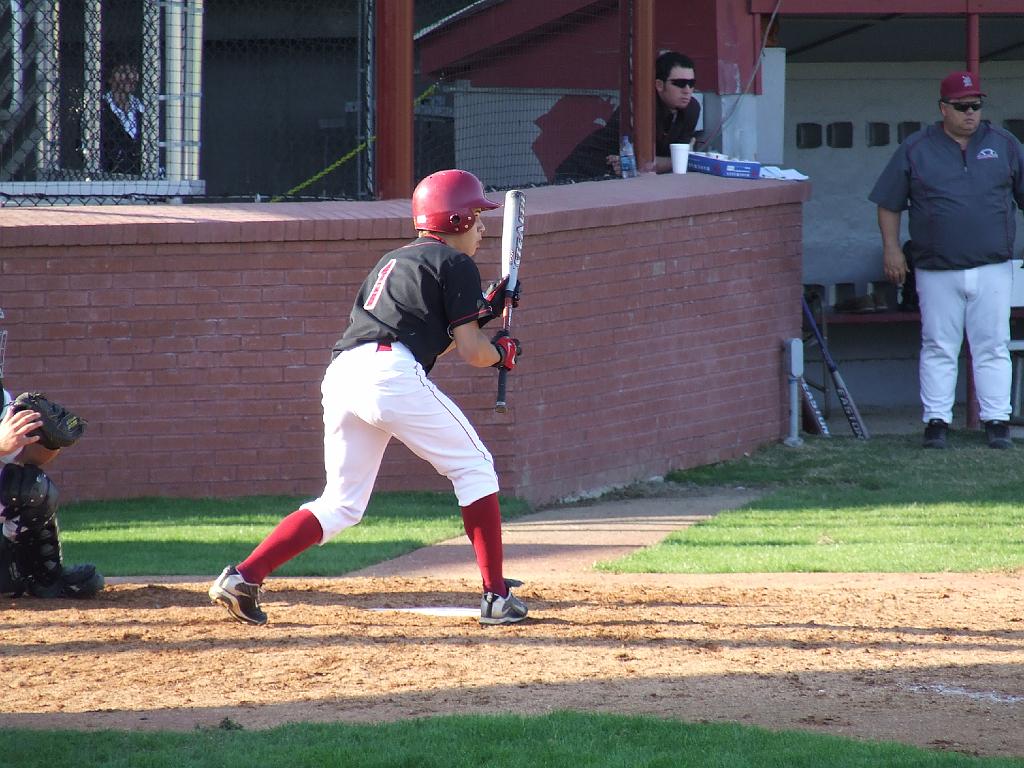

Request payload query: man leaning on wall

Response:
[554,50,702,181]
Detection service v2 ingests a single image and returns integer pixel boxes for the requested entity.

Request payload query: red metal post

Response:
[619,0,632,146]
[632,0,654,169]
[376,1,414,200]
[966,13,980,76]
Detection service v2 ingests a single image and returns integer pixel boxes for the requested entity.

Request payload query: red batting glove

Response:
[477,277,522,328]
[491,330,522,370]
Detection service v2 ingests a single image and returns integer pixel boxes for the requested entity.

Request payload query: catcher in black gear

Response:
[0,388,103,599]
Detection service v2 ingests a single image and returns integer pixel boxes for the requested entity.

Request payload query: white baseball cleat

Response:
[480,587,528,625]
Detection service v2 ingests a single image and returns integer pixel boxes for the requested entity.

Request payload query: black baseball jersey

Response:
[333,236,486,373]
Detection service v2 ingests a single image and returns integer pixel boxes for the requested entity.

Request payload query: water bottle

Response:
[619,135,637,178]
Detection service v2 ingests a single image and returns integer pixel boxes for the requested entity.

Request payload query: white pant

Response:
[301,342,499,542]
[916,261,1012,424]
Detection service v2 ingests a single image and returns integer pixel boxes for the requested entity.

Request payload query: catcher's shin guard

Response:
[0,463,57,597]
[13,517,104,598]
[0,463,58,526]
[22,516,64,597]
[0,534,26,596]
[0,465,102,598]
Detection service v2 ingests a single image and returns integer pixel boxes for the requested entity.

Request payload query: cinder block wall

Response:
[0,173,808,505]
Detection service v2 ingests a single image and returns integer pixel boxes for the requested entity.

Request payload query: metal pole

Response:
[34,0,60,174]
[374,0,412,199]
[966,13,980,77]
[359,0,374,199]
[632,0,654,171]
[184,0,203,180]
[83,0,102,177]
[164,0,183,181]
[618,0,631,146]
[783,338,804,447]
[141,0,161,178]
[9,0,26,116]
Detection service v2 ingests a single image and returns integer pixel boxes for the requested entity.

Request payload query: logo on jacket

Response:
[976,148,999,160]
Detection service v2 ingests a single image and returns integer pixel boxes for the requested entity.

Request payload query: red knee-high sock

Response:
[460,492,505,595]
[237,508,323,585]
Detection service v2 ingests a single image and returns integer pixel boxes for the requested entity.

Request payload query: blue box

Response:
[687,152,761,179]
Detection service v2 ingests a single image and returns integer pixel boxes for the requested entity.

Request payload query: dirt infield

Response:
[4,488,1023,759]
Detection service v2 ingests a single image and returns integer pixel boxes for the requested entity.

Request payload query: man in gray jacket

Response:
[870,70,1024,449]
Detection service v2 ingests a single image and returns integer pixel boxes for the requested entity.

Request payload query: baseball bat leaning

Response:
[495,189,526,413]
[799,377,831,436]
[801,296,870,439]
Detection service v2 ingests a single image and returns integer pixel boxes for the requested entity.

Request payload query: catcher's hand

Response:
[10,392,87,450]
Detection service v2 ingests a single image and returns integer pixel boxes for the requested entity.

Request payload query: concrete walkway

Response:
[348,489,761,583]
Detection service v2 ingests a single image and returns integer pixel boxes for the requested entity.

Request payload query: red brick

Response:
[0,178,804,503]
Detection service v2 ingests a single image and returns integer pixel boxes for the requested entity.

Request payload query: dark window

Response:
[898,122,922,143]
[1004,120,1024,142]
[796,122,822,149]
[826,122,853,148]
[866,122,890,147]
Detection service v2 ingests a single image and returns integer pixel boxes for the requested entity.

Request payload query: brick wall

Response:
[0,173,808,505]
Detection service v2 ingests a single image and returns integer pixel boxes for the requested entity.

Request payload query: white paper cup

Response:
[670,143,690,174]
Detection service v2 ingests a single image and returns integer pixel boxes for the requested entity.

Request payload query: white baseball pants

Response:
[301,342,499,542]
[916,260,1012,425]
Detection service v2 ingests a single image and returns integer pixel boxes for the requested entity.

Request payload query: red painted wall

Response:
[0,174,808,506]
[417,0,758,96]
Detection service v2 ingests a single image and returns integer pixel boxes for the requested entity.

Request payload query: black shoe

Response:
[27,564,105,598]
[984,420,1013,449]
[60,564,105,597]
[209,565,268,625]
[922,419,948,449]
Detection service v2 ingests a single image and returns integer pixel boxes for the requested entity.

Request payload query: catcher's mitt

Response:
[10,392,87,450]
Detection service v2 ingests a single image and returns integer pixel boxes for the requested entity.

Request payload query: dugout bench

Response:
[802,288,1024,431]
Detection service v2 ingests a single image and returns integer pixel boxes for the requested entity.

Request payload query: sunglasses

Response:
[942,100,983,112]
[667,78,696,89]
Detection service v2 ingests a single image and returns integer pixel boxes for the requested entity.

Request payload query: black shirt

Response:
[655,96,701,157]
[555,97,701,182]
[100,92,143,175]
[869,121,1024,270]
[333,237,486,373]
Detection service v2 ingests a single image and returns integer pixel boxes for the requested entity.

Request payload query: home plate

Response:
[370,606,479,618]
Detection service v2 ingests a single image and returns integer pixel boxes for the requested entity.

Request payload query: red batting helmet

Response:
[411,169,500,234]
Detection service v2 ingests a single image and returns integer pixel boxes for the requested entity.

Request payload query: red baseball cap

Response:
[940,71,986,100]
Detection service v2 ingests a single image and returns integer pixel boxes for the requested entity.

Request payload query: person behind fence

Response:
[101,62,144,175]
[0,380,101,599]
[555,50,701,181]
[869,70,1024,450]
[208,169,528,628]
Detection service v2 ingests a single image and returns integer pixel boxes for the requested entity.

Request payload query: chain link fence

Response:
[413,0,623,194]
[1,0,202,205]
[0,0,627,206]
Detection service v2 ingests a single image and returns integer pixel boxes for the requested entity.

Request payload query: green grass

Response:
[58,491,531,576]
[6,712,1023,768]
[602,432,1024,574]
[58,432,1024,578]
[664,430,1017,492]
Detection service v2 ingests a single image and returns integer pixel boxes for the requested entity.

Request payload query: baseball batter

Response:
[210,169,527,626]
